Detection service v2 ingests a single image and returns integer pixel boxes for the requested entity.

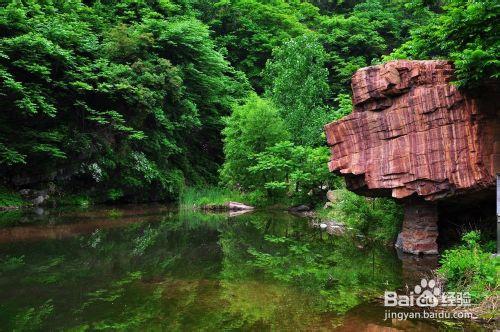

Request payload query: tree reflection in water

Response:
[0,207,486,331]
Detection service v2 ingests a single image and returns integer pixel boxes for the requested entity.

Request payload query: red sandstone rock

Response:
[396,200,439,254]
[325,60,498,201]
[325,60,499,254]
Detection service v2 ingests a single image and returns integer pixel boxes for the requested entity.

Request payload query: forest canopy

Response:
[0,0,498,202]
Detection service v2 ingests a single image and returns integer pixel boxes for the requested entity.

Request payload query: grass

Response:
[54,194,91,207]
[0,187,26,209]
[438,231,499,303]
[0,187,93,209]
[179,186,249,210]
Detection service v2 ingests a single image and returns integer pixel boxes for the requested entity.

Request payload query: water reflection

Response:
[396,249,439,287]
[0,206,489,331]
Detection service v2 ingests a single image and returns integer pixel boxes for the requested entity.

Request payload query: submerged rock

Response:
[19,189,31,196]
[395,232,403,249]
[32,194,48,206]
[289,204,311,212]
[228,209,254,217]
[18,188,50,206]
[311,220,346,236]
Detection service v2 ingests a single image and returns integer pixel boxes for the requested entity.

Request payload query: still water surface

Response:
[0,205,491,331]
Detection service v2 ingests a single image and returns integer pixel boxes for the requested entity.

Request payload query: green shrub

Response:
[179,186,248,209]
[244,190,267,208]
[107,189,124,202]
[248,142,335,205]
[57,194,91,207]
[0,209,24,227]
[0,187,25,208]
[220,95,290,190]
[438,231,499,302]
[319,189,403,242]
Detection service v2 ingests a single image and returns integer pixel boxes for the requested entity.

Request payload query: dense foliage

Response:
[220,95,289,190]
[219,95,335,205]
[0,0,248,202]
[388,0,500,87]
[263,35,331,146]
[438,231,499,302]
[0,0,497,203]
[316,189,403,242]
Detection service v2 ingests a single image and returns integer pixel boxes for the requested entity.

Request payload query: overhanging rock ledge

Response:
[324,60,499,254]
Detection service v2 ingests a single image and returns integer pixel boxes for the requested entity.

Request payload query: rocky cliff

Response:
[325,60,499,254]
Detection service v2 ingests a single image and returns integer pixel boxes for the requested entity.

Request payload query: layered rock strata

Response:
[396,200,439,254]
[324,60,498,254]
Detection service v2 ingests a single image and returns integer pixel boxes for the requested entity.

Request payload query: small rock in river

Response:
[227,202,254,211]
[32,194,48,206]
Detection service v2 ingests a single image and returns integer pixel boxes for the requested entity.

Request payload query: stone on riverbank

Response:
[202,201,254,212]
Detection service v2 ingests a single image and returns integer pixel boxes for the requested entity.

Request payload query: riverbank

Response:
[0,187,27,211]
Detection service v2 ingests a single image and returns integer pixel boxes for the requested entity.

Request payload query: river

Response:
[0,205,491,331]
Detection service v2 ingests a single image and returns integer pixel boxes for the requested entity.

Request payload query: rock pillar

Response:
[396,200,438,254]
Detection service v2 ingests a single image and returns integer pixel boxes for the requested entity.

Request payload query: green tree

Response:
[247,141,296,200]
[248,142,333,203]
[388,0,499,88]
[264,34,332,146]
[220,95,289,190]
[0,0,248,201]
[196,0,315,91]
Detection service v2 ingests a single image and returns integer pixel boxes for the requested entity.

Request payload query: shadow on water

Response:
[0,206,491,331]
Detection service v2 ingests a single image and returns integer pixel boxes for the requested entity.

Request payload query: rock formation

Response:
[325,60,499,254]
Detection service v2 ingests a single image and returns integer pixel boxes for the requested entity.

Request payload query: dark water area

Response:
[0,206,491,331]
